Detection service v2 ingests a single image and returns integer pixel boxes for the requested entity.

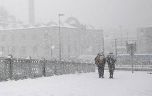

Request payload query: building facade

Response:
[0,26,103,60]
[137,26,152,54]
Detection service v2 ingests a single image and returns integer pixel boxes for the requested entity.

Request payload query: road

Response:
[0,70,152,96]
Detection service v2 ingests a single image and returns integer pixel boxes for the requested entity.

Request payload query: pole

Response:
[58,14,61,61]
[119,26,123,54]
[131,55,134,73]
[58,13,64,61]
[42,58,46,77]
[9,58,13,80]
[115,39,117,56]
[51,48,52,58]
[102,33,105,54]
[131,44,134,73]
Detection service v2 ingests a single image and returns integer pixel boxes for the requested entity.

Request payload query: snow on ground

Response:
[0,70,152,96]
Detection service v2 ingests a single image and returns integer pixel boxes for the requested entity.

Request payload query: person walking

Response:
[106,52,116,79]
[95,53,106,78]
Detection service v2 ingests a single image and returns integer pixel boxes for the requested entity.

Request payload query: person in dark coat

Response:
[106,52,116,79]
[95,53,106,78]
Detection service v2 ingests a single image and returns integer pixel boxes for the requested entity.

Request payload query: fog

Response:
[0,1,152,95]
[0,0,152,30]
[0,0,152,57]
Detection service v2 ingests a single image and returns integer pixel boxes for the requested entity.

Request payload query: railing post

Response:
[42,58,46,77]
[6,56,13,80]
[54,60,57,75]
[9,58,13,80]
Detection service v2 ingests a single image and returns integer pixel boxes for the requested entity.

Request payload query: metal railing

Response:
[0,58,95,81]
[115,55,152,71]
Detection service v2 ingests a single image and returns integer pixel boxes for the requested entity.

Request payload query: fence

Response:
[115,54,152,71]
[0,57,95,81]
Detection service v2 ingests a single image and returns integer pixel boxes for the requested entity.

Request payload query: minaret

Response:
[29,0,35,25]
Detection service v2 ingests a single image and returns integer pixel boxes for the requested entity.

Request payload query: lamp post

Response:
[114,39,117,56]
[58,13,64,61]
[102,32,105,54]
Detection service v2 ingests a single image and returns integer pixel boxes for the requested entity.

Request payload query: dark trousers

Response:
[98,66,104,78]
[109,69,114,78]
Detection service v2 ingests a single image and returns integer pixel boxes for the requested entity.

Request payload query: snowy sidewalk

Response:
[0,71,152,96]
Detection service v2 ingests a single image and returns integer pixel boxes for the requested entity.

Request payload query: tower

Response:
[28,0,35,25]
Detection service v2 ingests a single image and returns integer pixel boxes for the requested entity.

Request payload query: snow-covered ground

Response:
[0,70,152,96]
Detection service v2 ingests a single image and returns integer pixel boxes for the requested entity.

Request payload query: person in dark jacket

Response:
[95,53,106,78]
[106,52,116,79]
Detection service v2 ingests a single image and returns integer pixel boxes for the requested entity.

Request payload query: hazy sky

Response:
[0,0,152,29]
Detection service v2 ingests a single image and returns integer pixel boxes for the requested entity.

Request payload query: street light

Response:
[102,34,105,54]
[114,39,118,56]
[58,13,64,61]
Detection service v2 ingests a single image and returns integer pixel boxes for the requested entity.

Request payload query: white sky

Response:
[0,0,152,30]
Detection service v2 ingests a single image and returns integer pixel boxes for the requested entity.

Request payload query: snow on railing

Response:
[0,57,95,81]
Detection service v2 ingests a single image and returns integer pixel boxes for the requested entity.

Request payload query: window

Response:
[1,34,6,41]
[11,46,16,54]
[11,34,15,41]
[32,34,37,40]
[19,46,26,56]
[33,45,38,57]
[21,33,26,40]
[0,46,5,56]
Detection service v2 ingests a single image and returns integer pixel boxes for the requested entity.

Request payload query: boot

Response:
[109,74,112,79]
[99,74,101,78]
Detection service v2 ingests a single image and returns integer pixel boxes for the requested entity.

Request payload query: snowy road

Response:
[0,71,152,96]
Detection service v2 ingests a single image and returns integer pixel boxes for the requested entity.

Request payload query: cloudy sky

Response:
[0,0,152,30]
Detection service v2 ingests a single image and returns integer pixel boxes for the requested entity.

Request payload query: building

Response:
[104,36,136,55]
[0,26,103,60]
[137,26,152,54]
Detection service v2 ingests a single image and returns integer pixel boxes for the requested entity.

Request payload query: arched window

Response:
[0,46,5,56]
[11,34,15,41]
[21,33,26,40]
[1,34,6,41]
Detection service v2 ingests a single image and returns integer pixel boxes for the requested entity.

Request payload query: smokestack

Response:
[29,0,35,25]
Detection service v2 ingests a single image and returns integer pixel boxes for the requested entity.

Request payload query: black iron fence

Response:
[0,58,95,81]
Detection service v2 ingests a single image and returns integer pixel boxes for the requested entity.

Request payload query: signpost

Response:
[126,42,136,73]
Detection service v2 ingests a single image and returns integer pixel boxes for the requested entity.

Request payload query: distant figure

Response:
[106,52,116,79]
[95,52,106,78]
